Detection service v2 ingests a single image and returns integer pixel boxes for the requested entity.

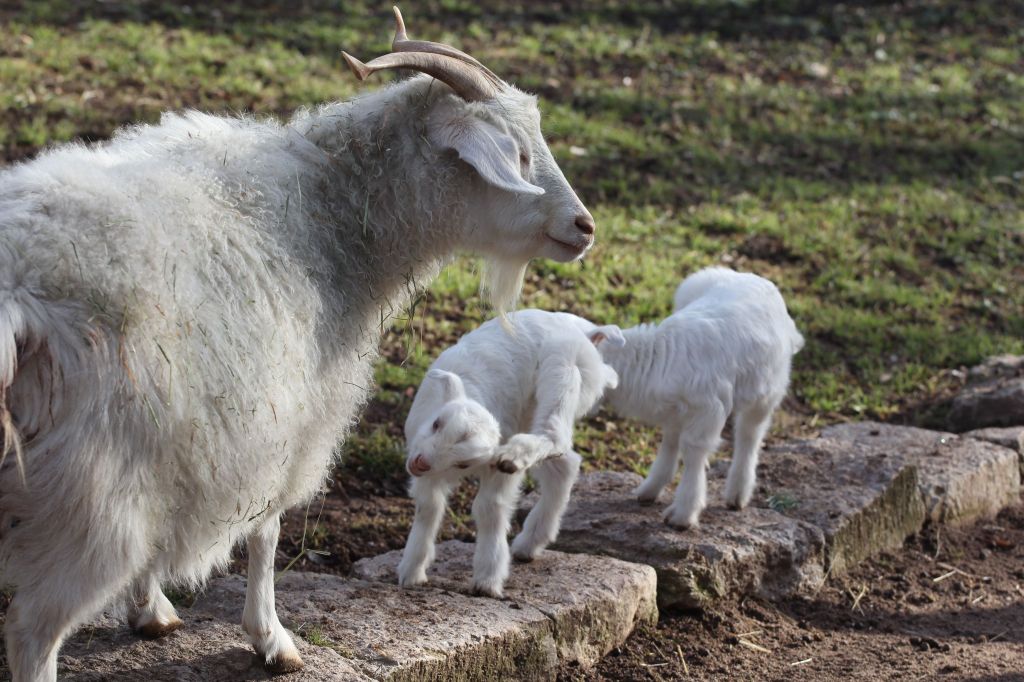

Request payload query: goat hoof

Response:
[265,652,304,675]
[663,508,698,530]
[512,552,535,564]
[496,460,519,474]
[470,584,503,599]
[135,617,183,640]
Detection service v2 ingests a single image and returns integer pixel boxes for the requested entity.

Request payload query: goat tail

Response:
[0,299,27,482]
[789,323,806,356]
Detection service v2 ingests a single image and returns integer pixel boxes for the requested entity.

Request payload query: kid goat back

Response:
[598,267,804,529]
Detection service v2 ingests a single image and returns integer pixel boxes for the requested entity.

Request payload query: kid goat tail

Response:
[0,298,27,482]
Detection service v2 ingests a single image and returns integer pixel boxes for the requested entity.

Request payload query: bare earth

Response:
[580,502,1024,681]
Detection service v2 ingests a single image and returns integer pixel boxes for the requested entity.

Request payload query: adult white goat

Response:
[596,267,803,529]
[0,8,596,680]
[399,310,622,596]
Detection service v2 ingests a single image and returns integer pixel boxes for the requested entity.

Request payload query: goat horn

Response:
[342,50,498,102]
[389,6,502,87]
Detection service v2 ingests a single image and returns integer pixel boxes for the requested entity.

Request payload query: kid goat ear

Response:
[427,368,466,402]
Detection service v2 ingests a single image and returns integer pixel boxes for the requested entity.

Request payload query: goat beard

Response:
[481,257,528,316]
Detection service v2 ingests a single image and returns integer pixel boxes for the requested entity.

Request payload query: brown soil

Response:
[575,502,1024,682]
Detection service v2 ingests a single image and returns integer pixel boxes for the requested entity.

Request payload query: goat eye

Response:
[432,419,441,433]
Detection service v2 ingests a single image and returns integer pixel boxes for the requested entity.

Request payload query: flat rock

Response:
[521,471,827,609]
[966,354,1024,383]
[965,425,1024,479]
[964,425,1024,452]
[948,355,1024,431]
[754,431,926,575]
[59,548,656,682]
[533,422,1021,609]
[60,577,368,681]
[821,422,1021,527]
[352,541,658,673]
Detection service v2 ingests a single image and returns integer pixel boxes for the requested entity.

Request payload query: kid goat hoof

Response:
[496,459,519,474]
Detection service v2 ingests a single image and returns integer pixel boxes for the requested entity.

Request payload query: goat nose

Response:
[575,214,596,236]
[409,454,431,476]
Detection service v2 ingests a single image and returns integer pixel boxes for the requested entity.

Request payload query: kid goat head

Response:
[406,369,501,477]
[343,7,595,311]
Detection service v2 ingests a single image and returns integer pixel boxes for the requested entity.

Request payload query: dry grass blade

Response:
[849,584,868,612]
[734,629,764,638]
[677,644,688,675]
[790,658,813,666]
[739,639,772,654]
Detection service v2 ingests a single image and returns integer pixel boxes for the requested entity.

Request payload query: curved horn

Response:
[342,50,498,102]
[390,6,502,87]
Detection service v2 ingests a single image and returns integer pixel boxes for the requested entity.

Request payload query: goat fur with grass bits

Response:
[399,310,621,597]
[0,8,595,680]
[597,267,804,529]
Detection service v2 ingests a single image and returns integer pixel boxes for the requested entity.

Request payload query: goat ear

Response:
[426,369,466,402]
[589,325,626,348]
[428,105,544,196]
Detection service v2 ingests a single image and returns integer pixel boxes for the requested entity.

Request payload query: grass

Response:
[297,623,355,658]
[1,0,1022,478]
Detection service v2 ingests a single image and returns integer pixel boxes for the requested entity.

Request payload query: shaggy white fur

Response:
[398,310,621,596]
[0,25,595,682]
[597,267,804,529]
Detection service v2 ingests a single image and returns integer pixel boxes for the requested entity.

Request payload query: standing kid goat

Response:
[399,310,622,596]
[0,8,596,680]
[596,267,803,529]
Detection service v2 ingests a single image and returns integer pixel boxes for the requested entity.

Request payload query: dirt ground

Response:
[580,502,1024,681]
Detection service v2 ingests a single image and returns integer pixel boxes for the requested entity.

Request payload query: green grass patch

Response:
[2,0,1022,476]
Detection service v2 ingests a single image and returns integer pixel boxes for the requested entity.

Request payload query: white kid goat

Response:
[399,310,622,596]
[0,9,596,680]
[596,267,804,529]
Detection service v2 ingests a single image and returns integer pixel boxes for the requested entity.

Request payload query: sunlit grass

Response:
[2,0,1021,476]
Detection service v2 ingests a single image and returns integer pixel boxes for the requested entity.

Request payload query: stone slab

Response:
[353,540,657,673]
[60,578,369,682]
[821,422,1021,527]
[529,422,1020,610]
[59,545,656,681]
[521,470,827,609]
[964,425,1024,453]
[965,425,1024,479]
[966,354,1024,383]
[948,355,1024,431]
[755,430,927,575]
